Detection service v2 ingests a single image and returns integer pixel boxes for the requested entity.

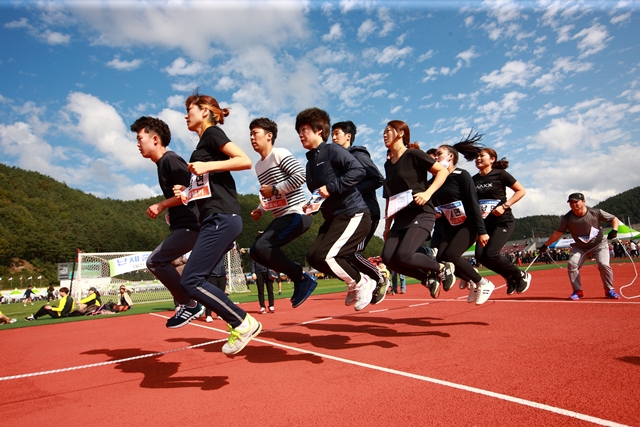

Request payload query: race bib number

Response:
[260,192,288,211]
[180,174,212,205]
[478,199,501,219]
[302,190,326,215]
[386,189,413,219]
[578,226,600,243]
[439,200,467,226]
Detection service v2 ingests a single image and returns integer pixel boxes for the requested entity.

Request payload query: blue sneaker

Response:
[569,290,584,300]
[605,289,620,299]
[291,272,317,308]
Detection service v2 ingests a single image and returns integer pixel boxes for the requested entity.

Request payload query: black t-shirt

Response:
[188,126,242,218]
[472,168,517,224]
[383,149,436,230]
[431,168,486,235]
[156,151,199,231]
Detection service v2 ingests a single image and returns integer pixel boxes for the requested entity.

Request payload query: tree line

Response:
[0,163,636,286]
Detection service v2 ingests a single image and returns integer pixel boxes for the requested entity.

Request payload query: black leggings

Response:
[382,226,439,282]
[436,221,482,283]
[255,271,274,308]
[475,219,521,280]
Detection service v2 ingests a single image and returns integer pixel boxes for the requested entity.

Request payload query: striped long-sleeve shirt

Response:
[255,147,306,217]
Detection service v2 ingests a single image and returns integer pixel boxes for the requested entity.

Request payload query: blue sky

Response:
[1,0,639,228]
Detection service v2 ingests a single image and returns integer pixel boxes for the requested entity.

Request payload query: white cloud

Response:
[106,56,143,71]
[572,23,612,58]
[41,29,71,45]
[417,50,434,62]
[456,46,479,66]
[363,45,413,66]
[309,46,353,65]
[480,60,541,89]
[322,23,343,42]
[167,95,184,109]
[66,2,309,61]
[556,25,574,43]
[533,98,636,152]
[610,12,631,25]
[164,57,207,76]
[475,91,527,128]
[63,92,148,170]
[532,57,593,93]
[464,16,474,27]
[378,7,395,36]
[5,18,30,29]
[357,19,376,42]
[534,103,566,119]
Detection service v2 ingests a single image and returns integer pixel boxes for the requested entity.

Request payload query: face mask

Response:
[438,159,450,168]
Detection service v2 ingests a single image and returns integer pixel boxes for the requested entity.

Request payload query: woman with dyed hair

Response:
[431,131,496,305]
[470,148,529,299]
[381,120,450,298]
[173,90,260,356]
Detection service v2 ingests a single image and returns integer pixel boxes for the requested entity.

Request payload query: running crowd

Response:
[118,91,622,355]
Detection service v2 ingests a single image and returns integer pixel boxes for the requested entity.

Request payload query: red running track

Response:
[1,263,639,427]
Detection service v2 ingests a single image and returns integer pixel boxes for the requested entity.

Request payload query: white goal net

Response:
[65,247,249,305]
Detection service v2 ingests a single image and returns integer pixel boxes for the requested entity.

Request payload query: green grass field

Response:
[1,259,631,330]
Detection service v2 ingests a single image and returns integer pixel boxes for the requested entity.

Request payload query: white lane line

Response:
[154,313,627,427]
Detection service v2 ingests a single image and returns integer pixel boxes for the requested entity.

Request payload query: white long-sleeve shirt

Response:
[255,147,306,217]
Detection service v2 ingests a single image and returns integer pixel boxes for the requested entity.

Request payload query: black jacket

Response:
[306,142,368,221]
[349,145,384,219]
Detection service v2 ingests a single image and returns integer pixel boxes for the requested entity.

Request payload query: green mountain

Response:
[0,164,382,285]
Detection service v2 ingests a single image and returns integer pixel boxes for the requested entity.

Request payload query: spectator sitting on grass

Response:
[71,287,102,316]
[103,285,133,313]
[25,287,74,321]
[1,311,17,325]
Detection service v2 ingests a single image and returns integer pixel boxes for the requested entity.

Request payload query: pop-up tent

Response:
[603,224,639,240]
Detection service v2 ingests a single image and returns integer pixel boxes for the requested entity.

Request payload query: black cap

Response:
[567,192,585,202]
[89,287,97,292]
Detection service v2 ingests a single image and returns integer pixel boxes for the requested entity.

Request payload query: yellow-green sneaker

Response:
[221,314,262,356]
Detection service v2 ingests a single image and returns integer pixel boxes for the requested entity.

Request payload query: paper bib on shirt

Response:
[260,193,289,211]
[478,199,501,219]
[385,189,413,219]
[180,173,212,205]
[438,200,467,226]
[302,190,326,215]
[577,226,600,243]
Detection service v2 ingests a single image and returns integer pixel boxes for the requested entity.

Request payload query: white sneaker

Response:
[9,318,17,324]
[345,284,357,306]
[354,274,376,311]
[475,280,495,305]
[466,283,477,303]
[222,314,262,356]
[205,316,213,323]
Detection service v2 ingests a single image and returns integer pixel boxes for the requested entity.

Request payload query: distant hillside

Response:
[0,164,382,284]
[513,186,640,239]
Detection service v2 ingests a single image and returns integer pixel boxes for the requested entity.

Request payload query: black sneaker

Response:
[516,272,531,294]
[166,303,204,329]
[424,271,441,299]
[371,278,390,305]
[440,262,456,291]
[506,276,517,295]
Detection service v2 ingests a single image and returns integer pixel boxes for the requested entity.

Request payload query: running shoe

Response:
[467,284,477,303]
[205,315,213,323]
[569,290,584,300]
[475,280,495,305]
[258,307,266,314]
[24,314,35,321]
[292,272,317,308]
[268,306,275,313]
[9,318,17,324]
[166,303,204,329]
[506,276,517,295]
[371,278,390,305]
[354,274,376,311]
[425,270,442,299]
[345,283,357,306]
[440,262,456,291]
[221,314,262,356]
[605,289,620,299]
[516,272,532,294]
